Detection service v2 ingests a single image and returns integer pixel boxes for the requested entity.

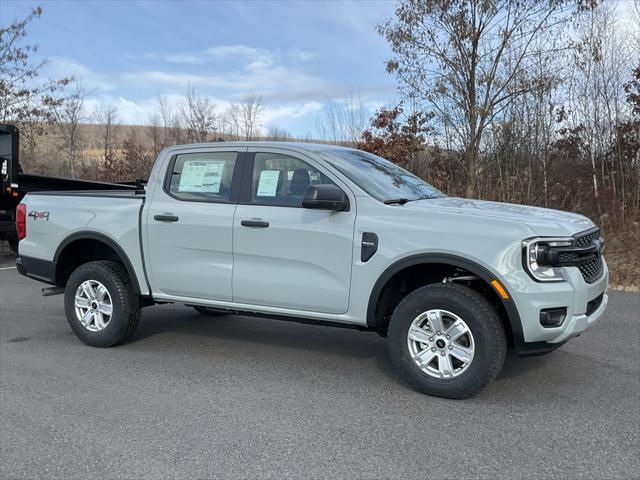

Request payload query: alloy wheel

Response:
[406,309,475,379]
[74,280,113,332]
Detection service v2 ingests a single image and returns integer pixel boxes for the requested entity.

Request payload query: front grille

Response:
[558,251,578,263]
[573,228,604,283]
[574,228,600,247]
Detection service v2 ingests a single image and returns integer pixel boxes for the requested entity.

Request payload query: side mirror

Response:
[302,184,349,211]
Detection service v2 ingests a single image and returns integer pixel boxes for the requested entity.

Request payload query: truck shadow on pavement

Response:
[128,305,553,390]
[129,306,385,360]
[498,350,553,379]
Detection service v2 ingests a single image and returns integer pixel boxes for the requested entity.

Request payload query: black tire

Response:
[8,240,19,255]
[387,283,507,399]
[192,305,224,316]
[64,260,141,347]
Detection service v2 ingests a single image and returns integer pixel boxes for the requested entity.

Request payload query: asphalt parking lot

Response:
[1,253,638,479]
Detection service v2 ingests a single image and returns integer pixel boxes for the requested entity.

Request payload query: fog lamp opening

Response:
[539,307,567,328]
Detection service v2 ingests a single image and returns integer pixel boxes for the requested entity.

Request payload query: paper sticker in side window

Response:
[178,160,225,193]
[257,170,280,197]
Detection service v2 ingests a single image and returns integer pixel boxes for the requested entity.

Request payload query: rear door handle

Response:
[241,219,269,228]
[154,214,179,222]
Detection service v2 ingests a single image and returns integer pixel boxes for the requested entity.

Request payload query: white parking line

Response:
[0,266,17,271]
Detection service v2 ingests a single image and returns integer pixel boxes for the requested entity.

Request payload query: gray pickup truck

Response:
[15,142,608,398]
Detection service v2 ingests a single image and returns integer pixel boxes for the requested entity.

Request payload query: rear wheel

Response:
[8,240,19,255]
[64,260,141,347]
[387,282,506,399]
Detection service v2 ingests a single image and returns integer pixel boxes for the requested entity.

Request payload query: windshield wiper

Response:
[384,198,410,205]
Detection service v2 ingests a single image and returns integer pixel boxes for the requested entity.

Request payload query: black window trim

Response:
[163,151,246,204]
[239,151,349,210]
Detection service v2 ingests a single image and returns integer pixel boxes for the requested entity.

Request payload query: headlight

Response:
[522,237,574,282]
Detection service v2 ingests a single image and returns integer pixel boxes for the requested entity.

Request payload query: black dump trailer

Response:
[0,124,141,253]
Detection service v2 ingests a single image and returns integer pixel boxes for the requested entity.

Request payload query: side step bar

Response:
[42,286,64,297]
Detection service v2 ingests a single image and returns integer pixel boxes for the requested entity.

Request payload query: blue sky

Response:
[1,0,399,136]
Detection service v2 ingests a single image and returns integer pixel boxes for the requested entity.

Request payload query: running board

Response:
[42,286,64,297]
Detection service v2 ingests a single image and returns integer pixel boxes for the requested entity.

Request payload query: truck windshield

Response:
[318,149,444,203]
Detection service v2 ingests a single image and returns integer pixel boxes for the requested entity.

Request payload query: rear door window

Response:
[167,152,238,202]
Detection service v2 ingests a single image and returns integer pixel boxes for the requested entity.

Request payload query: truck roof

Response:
[164,141,357,154]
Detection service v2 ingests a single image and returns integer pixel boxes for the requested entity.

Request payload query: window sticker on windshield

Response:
[178,160,225,193]
[257,170,280,197]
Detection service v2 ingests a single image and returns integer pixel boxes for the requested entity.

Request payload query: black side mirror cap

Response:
[302,184,349,211]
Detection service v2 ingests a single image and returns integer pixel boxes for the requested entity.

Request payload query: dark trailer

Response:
[0,124,140,253]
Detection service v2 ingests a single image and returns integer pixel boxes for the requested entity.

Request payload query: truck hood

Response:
[407,197,595,237]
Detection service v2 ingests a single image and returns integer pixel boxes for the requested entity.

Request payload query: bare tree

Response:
[169,111,185,145]
[147,113,163,156]
[220,103,242,140]
[179,86,217,143]
[122,127,153,180]
[57,84,86,176]
[240,93,263,140]
[0,7,71,124]
[379,0,572,197]
[155,95,181,146]
[565,2,632,213]
[156,95,170,132]
[0,7,71,170]
[317,90,369,145]
[633,0,640,54]
[95,103,119,164]
[266,125,292,141]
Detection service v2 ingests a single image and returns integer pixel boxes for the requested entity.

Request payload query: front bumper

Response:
[547,291,608,344]
[504,258,609,355]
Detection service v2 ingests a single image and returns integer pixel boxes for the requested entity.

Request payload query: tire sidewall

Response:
[388,284,505,398]
[64,262,130,347]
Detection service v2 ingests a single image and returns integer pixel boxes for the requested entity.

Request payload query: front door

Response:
[233,148,355,314]
[145,148,244,301]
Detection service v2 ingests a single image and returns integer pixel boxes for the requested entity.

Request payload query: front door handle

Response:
[154,214,179,222]
[241,219,269,228]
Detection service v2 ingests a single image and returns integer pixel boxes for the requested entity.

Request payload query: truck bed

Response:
[16,173,140,193]
[19,190,149,295]
[27,189,145,199]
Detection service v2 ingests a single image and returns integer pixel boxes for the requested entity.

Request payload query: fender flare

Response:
[53,231,143,295]
[366,253,525,347]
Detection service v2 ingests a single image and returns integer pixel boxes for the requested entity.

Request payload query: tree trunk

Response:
[465,143,478,198]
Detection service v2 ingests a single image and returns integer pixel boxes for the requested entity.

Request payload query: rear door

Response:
[145,147,245,301]
[232,147,356,314]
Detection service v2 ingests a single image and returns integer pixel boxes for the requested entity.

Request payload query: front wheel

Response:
[387,283,506,399]
[64,260,141,347]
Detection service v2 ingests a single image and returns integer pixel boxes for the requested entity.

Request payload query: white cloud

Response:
[45,57,117,92]
[143,44,315,67]
[287,49,316,62]
[82,94,325,136]
[57,44,329,103]
[261,102,324,125]
[120,71,228,88]
[44,44,387,135]
[83,96,169,125]
[160,45,267,64]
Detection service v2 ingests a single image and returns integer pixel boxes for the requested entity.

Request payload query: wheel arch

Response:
[366,253,524,346]
[53,231,142,295]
